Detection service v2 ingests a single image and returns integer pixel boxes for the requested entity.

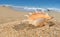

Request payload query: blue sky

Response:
[0,0,60,8]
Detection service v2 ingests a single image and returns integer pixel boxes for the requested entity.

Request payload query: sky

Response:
[0,0,60,8]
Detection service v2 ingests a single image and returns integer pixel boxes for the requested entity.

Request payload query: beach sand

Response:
[0,6,60,37]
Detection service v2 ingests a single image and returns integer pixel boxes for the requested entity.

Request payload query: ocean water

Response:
[0,5,60,12]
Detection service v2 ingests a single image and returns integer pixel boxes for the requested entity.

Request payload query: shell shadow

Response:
[12,21,55,31]
[12,23,38,31]
[48,21,55,27]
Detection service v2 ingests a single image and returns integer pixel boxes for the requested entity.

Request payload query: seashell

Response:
[23,12,54,27]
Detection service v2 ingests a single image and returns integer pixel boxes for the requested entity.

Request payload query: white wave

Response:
[0,4,60,12]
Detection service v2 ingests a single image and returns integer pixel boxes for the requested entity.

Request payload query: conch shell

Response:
[23,12,53,27]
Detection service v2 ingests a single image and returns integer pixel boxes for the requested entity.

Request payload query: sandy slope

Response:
[0,6,28,24]
[0,6,60,37]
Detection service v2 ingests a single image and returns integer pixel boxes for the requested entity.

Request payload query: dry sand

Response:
[0,6,60,37]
